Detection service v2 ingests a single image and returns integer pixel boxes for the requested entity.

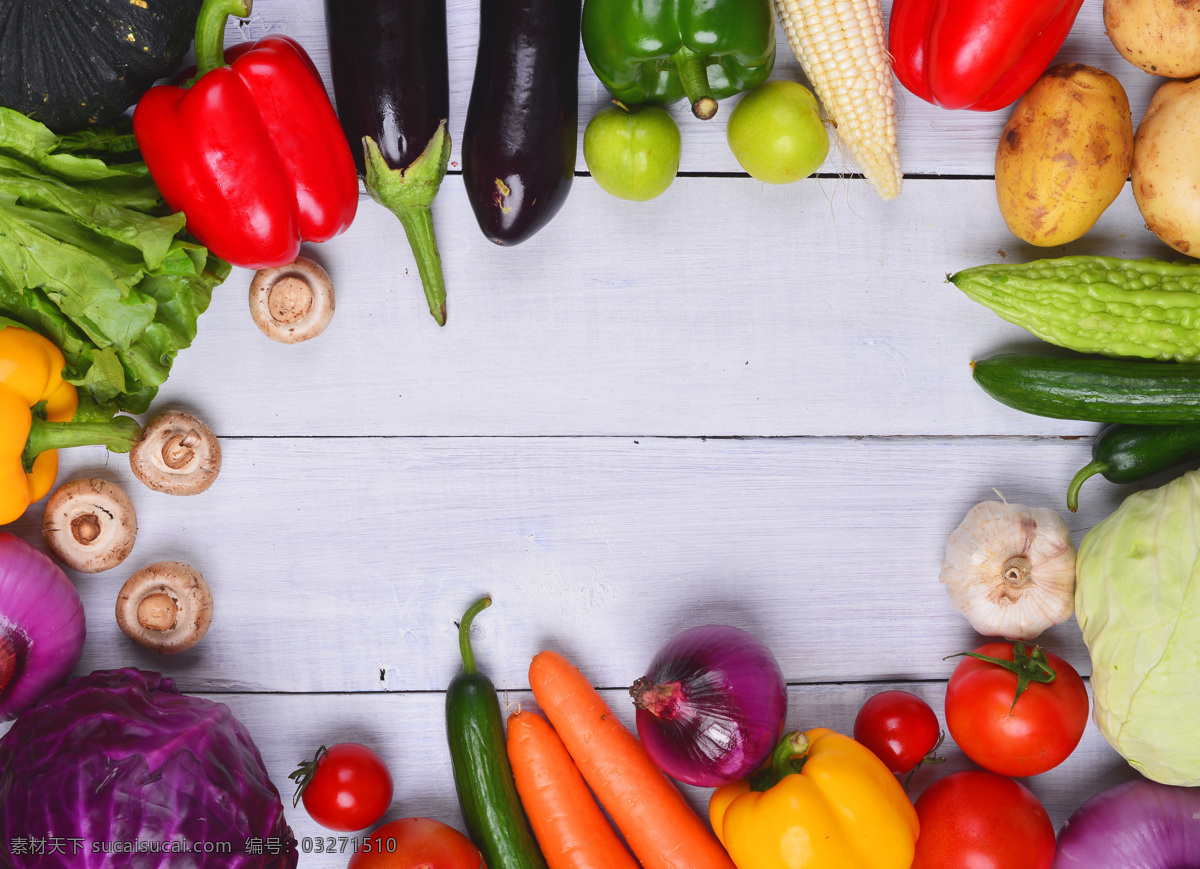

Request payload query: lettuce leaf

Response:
[0,108,227,417]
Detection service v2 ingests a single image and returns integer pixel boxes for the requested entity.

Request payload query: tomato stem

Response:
[288,744,328,807]
[904,731,946,790]
[945,642,1057,714]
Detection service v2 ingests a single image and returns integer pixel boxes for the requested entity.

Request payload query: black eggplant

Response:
[325,0,451,325]
[462,0,581,245]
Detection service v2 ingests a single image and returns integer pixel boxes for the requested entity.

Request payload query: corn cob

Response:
[774,0,903,200]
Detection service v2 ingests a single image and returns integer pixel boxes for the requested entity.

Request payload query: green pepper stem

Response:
[1067,460,1106,513]
[363,123,452,326]
[22,415,142,472]
[671,46,717,120]
[750,731,810,792]
[193,0,254,82]
[457,596,492,676]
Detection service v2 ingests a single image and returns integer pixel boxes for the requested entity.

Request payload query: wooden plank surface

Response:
[0,0,1178,862]
[152,176,1170,438]
[10,436,1122,693]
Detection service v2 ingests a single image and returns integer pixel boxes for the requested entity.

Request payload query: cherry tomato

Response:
[347,818,484,869]
[911,771,1055,869]
[945,641,1088,777]
[853,690,942,774]
[291,743,393,832]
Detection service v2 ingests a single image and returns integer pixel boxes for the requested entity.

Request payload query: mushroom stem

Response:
[22,415,141,471]
[161,433,198,471]
[137,593,179,632]
[71,514,102,544]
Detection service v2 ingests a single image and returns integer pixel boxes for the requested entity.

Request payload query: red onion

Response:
[0,532,85,720]
[1054,779,1200,868]
[630,624,787,787]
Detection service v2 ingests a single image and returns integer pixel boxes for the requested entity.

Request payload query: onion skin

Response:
[1054,779,1200,868]
[0,533,85,721]
[631,624,786,787]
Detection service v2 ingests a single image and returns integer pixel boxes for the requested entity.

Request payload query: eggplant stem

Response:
[362,122,451,326]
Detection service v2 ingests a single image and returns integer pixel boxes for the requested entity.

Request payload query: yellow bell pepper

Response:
[0,325,141,525]
[709,728,919,869]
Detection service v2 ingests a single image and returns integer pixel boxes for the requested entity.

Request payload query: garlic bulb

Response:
[940,500,1077,639]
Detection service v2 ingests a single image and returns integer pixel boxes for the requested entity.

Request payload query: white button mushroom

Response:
[116,562,213,653]
[129,411,221,496]
[249,256,335,343]
[41,478,137,573]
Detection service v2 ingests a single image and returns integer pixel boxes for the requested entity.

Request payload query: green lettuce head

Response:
[1077,469,1200,785]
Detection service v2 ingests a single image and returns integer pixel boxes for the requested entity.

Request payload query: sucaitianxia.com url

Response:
[7,837,294,856]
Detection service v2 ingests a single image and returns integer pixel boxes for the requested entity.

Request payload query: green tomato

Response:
[584,103,681,202]
[727,81,829,184]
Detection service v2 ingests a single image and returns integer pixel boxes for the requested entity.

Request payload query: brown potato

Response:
[995,64,1134,247]
[1105,0,1200,78]
[1132,78,1200,256]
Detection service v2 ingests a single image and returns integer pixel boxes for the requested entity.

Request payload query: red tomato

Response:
[853,690,942,774]
[945,641,1088,777]
[347,818,485,869]
[911,771,1055,869]
[293,743,393,832]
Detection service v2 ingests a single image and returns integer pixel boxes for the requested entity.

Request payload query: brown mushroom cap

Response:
[129,411,221,496]
[249,256,335,343]
[116,561,213,653]
[42,478,138,573]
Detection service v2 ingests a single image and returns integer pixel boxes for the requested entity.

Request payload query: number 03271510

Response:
[300,836,397,855]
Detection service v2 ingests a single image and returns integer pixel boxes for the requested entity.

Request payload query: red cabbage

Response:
[0,668,297,868]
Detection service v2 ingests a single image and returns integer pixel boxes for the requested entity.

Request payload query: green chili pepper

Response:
[1067,423,1200,512]
[581,0,776,120]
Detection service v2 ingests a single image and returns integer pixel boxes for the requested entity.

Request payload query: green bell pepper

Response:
[581,0,777,120]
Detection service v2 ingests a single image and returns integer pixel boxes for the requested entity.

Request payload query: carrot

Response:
[528,650,737,869]
[507,709,640,869]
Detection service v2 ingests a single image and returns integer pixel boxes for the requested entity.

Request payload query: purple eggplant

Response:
[462,0,581,245]
[325,0,451,325]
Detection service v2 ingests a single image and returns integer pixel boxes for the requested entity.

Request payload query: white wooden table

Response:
[3,0,1175,861]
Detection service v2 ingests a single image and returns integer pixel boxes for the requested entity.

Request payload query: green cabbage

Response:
[1076,469,1200,785]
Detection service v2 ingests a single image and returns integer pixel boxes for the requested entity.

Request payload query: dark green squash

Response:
[0,0,204,133]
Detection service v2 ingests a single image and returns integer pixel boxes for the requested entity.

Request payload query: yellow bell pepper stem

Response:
[1,401,142,526]
[23,413,143,468]
[749,731,812,791]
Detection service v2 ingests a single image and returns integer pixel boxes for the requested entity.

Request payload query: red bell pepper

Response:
[888,0,1086,112]
[133,0,358,268]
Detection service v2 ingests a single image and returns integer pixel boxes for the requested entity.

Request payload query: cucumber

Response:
[446,597,547,869]
[1067,423,1200,512]
[972,353,1200,424]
